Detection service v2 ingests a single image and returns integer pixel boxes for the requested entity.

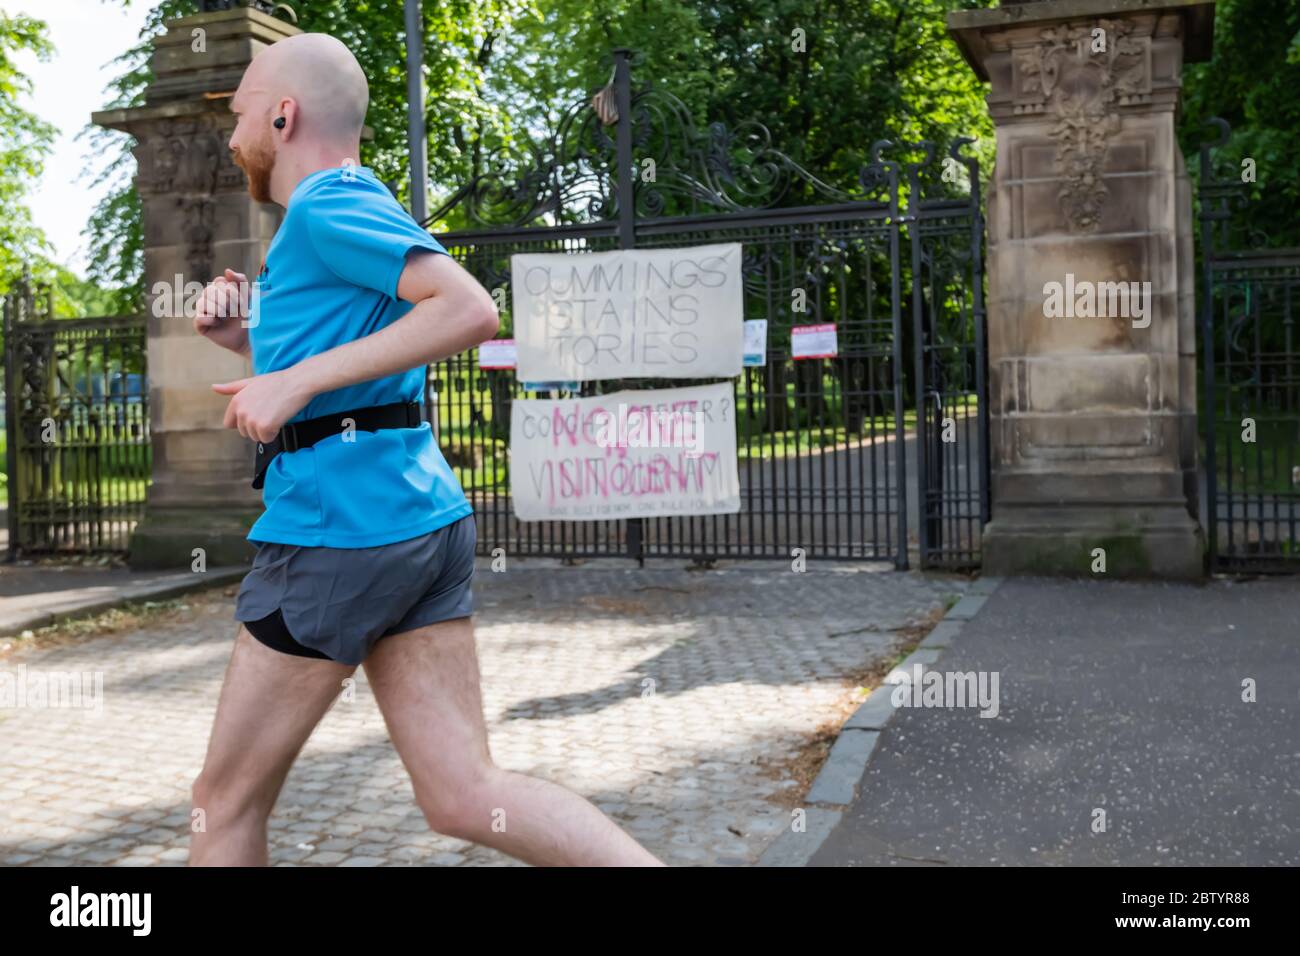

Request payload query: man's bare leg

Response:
[190,626,356,865]
[363,616,665,866]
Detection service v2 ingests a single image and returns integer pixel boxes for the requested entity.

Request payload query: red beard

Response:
[232,132,275,204]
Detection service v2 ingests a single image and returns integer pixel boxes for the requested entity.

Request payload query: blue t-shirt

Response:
[246,164,472,548]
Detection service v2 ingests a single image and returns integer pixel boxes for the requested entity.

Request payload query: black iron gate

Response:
[2,277,150,556]
[907,143,990,570]
[1198,118,1300,572]
[426,49,985,567]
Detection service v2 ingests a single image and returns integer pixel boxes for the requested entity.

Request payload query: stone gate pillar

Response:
[92,3,300,568]
[948,0,1216,577]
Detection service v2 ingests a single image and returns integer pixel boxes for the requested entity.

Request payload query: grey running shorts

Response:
[234,514,476,666]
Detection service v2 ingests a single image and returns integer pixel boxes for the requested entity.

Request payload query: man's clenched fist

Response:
[212,370,313,444]
[194,268,252,355]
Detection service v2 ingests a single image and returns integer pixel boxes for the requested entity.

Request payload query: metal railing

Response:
[2,278,149,556]
[424,49,986,567]
[1199,118,1300,572]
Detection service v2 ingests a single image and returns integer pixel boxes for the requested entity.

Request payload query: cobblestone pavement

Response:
[0,558,965,866]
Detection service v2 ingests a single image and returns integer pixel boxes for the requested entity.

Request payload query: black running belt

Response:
[252,400,421,489]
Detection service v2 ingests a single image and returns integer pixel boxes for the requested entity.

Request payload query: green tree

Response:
[1179,0,1300,248]
[472,0,996,214]
[0,15,108,320]
[85,0,525,312]
[86,2,1300,287]
[0,12,58,295]
[90,1,995,293]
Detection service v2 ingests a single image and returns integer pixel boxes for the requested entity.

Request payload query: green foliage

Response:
[0,13,111,324]
[80,0,192,313]
[58,0,1300,302]
[490,0,996,211]
[88,0,995,289]
[79,152,144,314]
[1179,0,1300,248]
[50,266,121,317]
[87,0,525,283]
[240,0,525,212]
[0,12,58,294]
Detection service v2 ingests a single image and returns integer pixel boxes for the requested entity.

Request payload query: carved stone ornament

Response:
[1013,19,1150,232]
[178,196,217,281]
[132,115,246,280]
[134,116,242,197]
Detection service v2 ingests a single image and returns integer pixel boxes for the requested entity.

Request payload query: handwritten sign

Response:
[510,382,740,521]
[511,243,744,381]
[478,338,517,369]
[791,323,838,359]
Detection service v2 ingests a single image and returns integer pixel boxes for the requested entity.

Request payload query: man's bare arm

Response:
[290,249,498,398]
[213,249,498,442]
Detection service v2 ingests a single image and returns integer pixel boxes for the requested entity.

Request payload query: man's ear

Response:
[276,98,298,137]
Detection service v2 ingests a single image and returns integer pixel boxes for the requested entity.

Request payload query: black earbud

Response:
[273,116,286,129]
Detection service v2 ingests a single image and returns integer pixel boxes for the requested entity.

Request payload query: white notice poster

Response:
[510,382,740,521]
[743,319,768,367]
[791,323,838,359]
[511,243,744,381]
[478,338,517,369]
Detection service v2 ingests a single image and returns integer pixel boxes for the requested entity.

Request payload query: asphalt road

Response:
[811,575,1300,865]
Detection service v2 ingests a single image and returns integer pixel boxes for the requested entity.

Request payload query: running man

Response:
[190,32,663,867]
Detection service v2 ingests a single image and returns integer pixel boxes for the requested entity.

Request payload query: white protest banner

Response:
[478,338,517,369]
[511,242,744,381]
[510,382,740,521]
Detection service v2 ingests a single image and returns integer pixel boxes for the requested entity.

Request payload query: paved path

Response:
[811,576,1300,866]
[0,563,245,637]
[0,558,965,866]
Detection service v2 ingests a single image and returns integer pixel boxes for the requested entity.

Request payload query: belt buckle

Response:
[280,424,300,453]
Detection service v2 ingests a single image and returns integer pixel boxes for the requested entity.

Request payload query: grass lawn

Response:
[0,436,150,504]
[1209,416,1300,496]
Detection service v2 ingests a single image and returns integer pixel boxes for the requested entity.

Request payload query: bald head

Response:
[239,32,368,144]
[228,32,370,205]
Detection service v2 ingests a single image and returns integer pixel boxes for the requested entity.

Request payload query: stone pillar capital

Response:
[948,0,1216,82]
